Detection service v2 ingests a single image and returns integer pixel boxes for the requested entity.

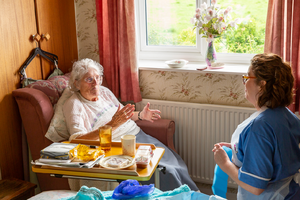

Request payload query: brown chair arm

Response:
[135,118,176,152]
[13,88,70,191]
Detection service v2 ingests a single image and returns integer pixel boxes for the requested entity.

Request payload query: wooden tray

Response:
[33,141,157,176]
[39,164,139,176]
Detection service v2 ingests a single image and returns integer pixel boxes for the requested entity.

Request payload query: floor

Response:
[196,182,238,200]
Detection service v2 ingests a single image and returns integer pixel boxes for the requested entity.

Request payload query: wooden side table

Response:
[0,178,37,200]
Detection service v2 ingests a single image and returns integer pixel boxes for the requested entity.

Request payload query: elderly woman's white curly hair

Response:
[69,58,104,92]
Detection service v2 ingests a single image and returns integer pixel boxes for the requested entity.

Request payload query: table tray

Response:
[33,141,158,177]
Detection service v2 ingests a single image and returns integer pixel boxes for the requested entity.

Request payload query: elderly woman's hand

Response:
[140,102,161,122]
[107,104,135,130]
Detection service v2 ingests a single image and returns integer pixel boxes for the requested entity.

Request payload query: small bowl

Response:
[165,59,188,68]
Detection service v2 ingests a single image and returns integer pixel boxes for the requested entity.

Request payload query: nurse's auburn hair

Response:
[250,53,294,109]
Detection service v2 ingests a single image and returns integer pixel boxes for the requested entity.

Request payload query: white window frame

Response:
[135,0,256,64]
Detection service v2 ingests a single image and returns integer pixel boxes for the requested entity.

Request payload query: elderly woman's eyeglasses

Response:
[84,75,102,84]
[242,75,256,84]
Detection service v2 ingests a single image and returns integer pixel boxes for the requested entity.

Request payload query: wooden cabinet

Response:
[0,0,78,180]
[35,0,78,78]
[0,178,37,200]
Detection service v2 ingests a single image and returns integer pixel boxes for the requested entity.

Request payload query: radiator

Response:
[136,99,256,187]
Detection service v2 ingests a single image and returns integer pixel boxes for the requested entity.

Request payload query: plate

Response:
[208,62,225,69]
[100,155,135,170]
[208,66,224,69]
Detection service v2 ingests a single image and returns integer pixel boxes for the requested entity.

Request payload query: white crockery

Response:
[165,59,189,68]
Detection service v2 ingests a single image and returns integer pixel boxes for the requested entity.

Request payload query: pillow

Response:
[26,79,60,105]
[48,73,70,96]
[45,88,73,142]
[26,73,70,105]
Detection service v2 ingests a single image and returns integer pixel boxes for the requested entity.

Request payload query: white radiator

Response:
[136,99,256,187]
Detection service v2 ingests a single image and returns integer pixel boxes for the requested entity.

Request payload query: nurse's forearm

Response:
[222,161,265,195]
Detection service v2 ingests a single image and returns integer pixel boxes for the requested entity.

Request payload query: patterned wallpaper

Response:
[74,0,253,108]
[139,70,253,108]
[75,0,99,62]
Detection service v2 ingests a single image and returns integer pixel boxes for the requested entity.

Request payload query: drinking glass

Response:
[99,125,112,151]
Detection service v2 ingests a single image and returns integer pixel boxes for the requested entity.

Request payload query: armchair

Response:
[12,74,175,191]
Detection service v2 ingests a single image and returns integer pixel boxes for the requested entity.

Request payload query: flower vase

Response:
[205,41,217,69]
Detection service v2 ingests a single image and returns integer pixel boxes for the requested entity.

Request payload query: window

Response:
[135,0,268,64]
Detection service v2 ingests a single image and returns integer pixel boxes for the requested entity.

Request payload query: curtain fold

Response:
[264,0,300,112]
[96,0,142,103]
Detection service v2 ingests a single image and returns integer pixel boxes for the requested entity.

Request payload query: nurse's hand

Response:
[212,143,230,168]
[217,142,231,148]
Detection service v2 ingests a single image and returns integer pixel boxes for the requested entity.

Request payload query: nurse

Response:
[212,53,300,199]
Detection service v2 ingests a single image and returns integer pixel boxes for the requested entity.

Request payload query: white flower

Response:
[208,8,214,16]
[224,9,228,16]
[229,21,236,28]
[205,15,212,21]
[190,17,195,24]
[197,21,203,28]
[192,2,240,41]
[207,33,215,43]
[221,22,226,28]
[227,6,232,12]
[200,2,207,10]
[235,18,242,24]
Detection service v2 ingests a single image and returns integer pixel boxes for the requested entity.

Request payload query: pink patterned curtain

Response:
[96,0,142,103]
[264,0,300,112]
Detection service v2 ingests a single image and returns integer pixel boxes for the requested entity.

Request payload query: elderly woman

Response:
[61,58,198,192]
[213,53,300,200]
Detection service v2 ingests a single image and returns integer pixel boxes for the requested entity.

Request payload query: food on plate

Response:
[69,144,104,162]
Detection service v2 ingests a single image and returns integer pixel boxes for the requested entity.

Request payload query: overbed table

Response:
[32,140,165,188]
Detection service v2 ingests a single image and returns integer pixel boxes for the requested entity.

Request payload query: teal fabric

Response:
[59,184,191,200]
[58,184,226,200]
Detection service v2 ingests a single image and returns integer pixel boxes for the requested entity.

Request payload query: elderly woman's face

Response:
[77,68,102,101]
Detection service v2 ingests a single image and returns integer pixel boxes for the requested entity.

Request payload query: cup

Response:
[121,135,136,157]
[99,125,112,151]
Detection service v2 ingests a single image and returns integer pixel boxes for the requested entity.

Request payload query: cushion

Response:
[26,73,70,105]
[45,88,73,142]
[26,79,60,105]
[48,73,70,96]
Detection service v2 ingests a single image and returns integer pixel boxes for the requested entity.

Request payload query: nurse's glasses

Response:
[242,75,256,84]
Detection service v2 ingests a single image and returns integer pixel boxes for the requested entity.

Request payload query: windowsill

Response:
[138,60,249,75]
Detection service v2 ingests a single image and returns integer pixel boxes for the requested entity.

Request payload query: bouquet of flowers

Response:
[191,0,241,42]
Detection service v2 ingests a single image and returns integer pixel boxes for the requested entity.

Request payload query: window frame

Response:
[135,0,257,64]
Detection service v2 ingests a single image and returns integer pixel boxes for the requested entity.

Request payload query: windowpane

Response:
[215,0,268,54]
[146,0,196,46]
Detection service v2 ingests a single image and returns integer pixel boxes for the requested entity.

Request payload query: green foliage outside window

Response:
[148,18,265,54]
[146,0,268,54]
